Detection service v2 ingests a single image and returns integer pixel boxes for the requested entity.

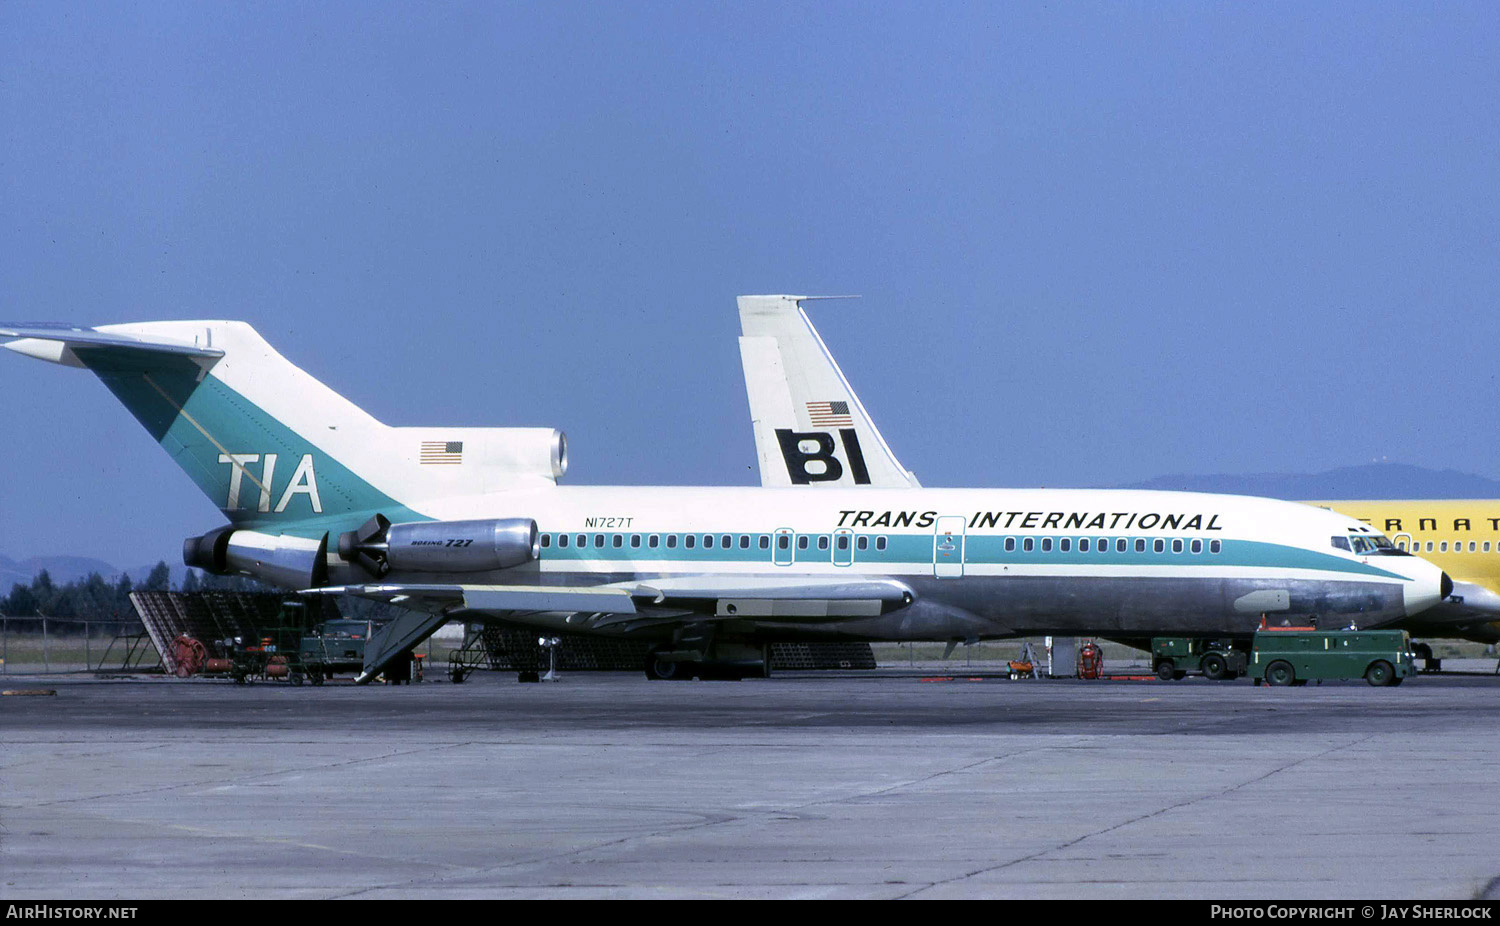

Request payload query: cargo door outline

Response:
[933,516,965,578]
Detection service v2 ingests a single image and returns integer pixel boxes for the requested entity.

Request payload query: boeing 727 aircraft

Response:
[2,315,1449,680]
[735,294,1492,646]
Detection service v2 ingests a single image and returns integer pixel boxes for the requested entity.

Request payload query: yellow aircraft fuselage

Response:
[1310,499,1500,643]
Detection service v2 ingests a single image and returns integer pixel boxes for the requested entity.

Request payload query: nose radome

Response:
[1402,563,1450,618]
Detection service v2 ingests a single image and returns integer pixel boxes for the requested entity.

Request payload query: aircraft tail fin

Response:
[2,321,566,535]
[737,296,918,489]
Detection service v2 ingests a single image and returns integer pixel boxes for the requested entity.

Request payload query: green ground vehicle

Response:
[1151,637,1248,681]
[299,619,373,680]
[1249,628,1415,687]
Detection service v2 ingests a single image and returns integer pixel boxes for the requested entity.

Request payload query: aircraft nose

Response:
[1402,562,1451,617]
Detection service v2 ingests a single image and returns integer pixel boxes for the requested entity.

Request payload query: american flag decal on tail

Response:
[806,400,853,427]
[420,441,464,464]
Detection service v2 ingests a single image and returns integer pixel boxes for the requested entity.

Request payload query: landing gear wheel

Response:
[1202,653,1228,681]
[644,652,688,681]
[1155,661,1176,681]
[1265,660,1296,687]
[1365,660,1395,687]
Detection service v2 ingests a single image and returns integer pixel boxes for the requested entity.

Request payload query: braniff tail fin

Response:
[736,296,919,489]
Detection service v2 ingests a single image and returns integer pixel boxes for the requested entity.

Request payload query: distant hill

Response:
[0,553,188,591]
[1118,464,1500,500]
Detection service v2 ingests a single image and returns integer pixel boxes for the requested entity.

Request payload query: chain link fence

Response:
[0,614,158,675]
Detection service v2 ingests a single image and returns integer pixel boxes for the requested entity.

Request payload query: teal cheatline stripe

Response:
[536,530,1410,581]
[80,351,426,534]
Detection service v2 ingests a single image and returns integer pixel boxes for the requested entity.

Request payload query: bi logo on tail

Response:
[775,429,871,485]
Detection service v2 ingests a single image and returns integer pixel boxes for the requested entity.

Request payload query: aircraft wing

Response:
[737,295,919,488]
[309,576,913,622]
[310,576,916,680]
[307,583,640,614]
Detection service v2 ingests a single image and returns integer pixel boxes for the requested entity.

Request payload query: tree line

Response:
[2,564,267,621]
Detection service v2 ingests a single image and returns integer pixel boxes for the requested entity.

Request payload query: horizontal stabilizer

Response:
[2,323,224,367]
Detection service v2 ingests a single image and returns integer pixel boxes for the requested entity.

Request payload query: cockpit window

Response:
[1330,536,1350,552]
[1349,534,1405,556]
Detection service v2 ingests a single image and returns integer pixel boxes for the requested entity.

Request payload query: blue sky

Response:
[3,2,1498,564]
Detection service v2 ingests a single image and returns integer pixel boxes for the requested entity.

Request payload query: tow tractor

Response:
[1151,637,1247,681]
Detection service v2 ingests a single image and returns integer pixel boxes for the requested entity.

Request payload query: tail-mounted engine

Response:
[183,527,329,589]
[336,515,539,577]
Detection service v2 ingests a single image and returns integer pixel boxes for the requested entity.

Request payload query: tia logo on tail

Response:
[775,429,871,485]
[217,453,323,513]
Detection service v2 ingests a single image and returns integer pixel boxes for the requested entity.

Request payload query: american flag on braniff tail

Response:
[805,401,853,427]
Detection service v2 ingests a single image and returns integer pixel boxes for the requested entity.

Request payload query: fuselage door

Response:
[833,528,854,567]
[934,516,965,578]
[773,528,795,566]
[1393,531,1414,552]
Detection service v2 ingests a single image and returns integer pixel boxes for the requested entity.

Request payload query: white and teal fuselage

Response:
[2,320,1450,646]
[367,485,1446,642]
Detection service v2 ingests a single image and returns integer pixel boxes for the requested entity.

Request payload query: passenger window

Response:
[1004,537,1016,552]
[796,536,808,550]
[1135,539,1146,553]
[1471,542,1477,552]
[1117,538,1128,553]
[1171,539,1183,553]
[1023,538,1034,552]
[703,535,714,549]
[558,534,569,548]
[1191,539,1202,554]
[857,536,869,551]
[1210,540,1222,553]
[1441,542,1448,552]
[1079,538,1090,552]
[576,534,587,548]
[1153,539,1165,553]
[685,535,696,549]
[540,534,551,548]
[837,535,849,550]
[777,535,789,550]
[612,534,623,548]
[1060,538,1071,552]
[876,536,887,551]
[722,535,732,549]
[760,535,770,550]
[1487,542,1493,553]
[740,535,750,549]
[630,534,641,548]
[1426,541,1433,552]
[1041,538,1053,552]
[666,535,677,549]
[819,536,830,550]
[595,534,605,548]
[649,535,659,548]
